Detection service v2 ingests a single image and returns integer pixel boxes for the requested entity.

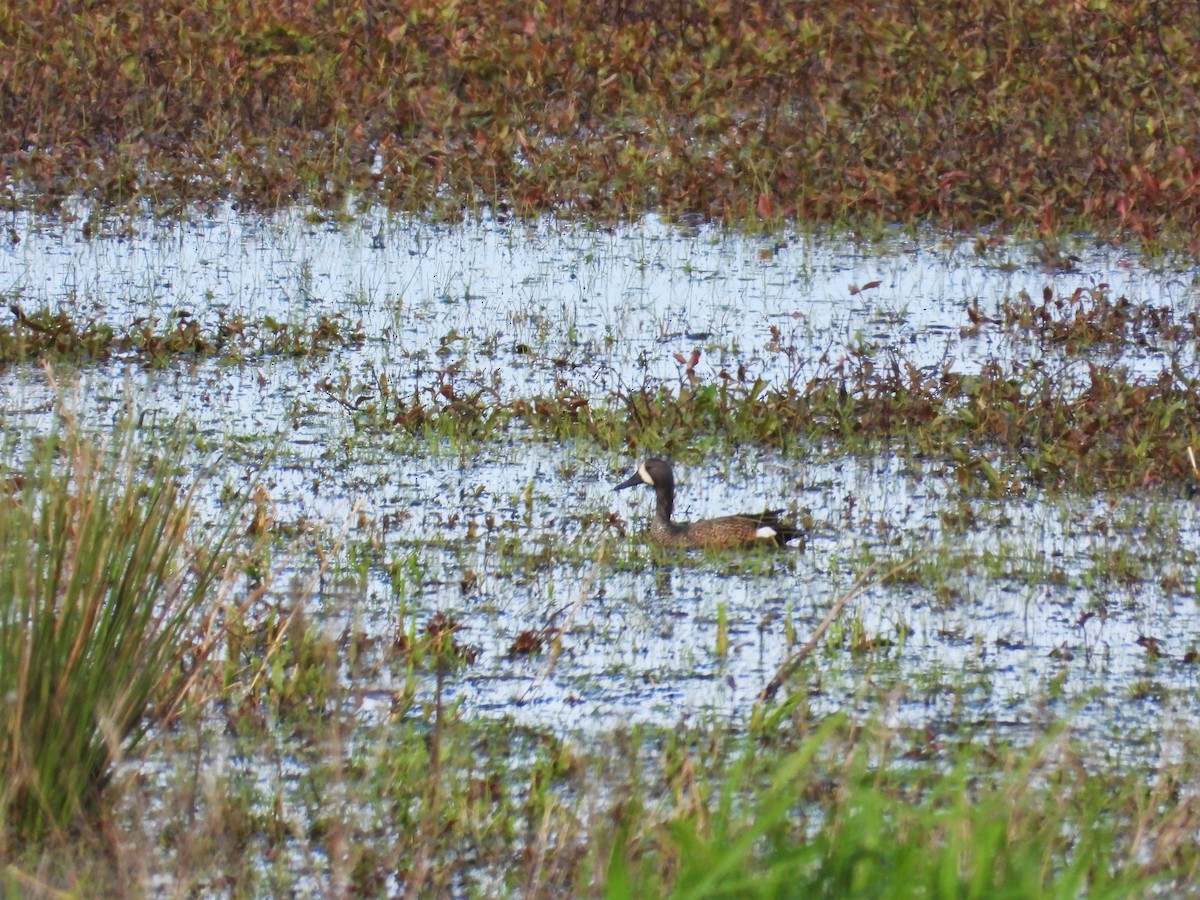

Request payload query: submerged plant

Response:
[0,410,243,845]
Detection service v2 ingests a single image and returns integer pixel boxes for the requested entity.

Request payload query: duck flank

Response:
[614,458,803,550]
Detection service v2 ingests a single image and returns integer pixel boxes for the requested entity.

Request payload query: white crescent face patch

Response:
[637,461,654,485]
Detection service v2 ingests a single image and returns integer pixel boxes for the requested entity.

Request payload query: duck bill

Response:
[613,472,643,491]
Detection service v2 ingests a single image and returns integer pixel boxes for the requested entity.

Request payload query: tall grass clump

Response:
[0,412,241,847]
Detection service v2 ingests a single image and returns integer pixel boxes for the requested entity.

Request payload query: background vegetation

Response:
[2,0,1200,243]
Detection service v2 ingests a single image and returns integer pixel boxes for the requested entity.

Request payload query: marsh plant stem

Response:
[758,552,925,704]
[517,540,608,706]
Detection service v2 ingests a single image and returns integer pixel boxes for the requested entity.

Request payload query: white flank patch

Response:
[755,526,778,540]
[637,461,653,485]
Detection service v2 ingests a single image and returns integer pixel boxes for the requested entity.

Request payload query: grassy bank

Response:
[7,676,1190,895]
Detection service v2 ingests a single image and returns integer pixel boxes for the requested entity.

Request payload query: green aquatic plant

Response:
[0,304,363,368]
[603,718,1156,899]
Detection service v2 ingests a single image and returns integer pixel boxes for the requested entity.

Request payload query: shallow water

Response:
[6,208,1198,394]
[3,207,1200,749]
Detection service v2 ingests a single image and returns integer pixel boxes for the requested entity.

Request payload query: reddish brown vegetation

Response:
[1,1,1198,239]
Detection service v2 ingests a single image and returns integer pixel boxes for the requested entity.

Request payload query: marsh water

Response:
[4,207,1200,751]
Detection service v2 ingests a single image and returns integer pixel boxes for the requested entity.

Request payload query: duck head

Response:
[614,459,675,491]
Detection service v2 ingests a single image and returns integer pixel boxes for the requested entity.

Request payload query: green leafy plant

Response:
[605,719,1155,898]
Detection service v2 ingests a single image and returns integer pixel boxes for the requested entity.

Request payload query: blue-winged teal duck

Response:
[614,458,803,550]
